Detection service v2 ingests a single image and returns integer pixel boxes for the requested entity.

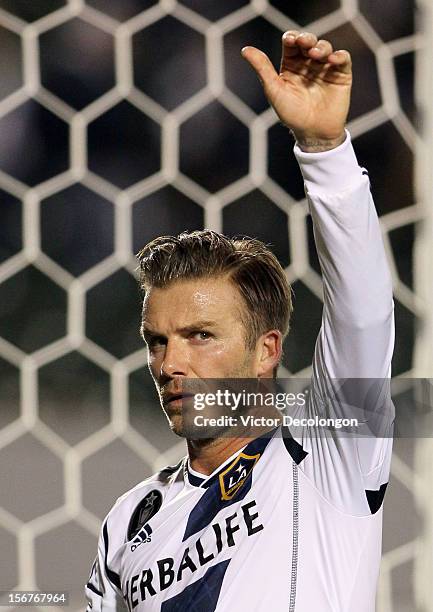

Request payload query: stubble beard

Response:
[161,354,256,439]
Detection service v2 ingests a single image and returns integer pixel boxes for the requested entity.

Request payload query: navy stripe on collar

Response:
[184,427,278,489]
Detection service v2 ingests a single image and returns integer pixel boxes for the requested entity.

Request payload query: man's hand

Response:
[241,31,352,152]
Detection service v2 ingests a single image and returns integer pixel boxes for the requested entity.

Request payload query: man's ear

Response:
[256,330,282,378]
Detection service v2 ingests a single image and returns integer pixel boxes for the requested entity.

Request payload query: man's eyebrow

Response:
[141,323,161,337]
[178,321,218,333]
[141,320,218,337]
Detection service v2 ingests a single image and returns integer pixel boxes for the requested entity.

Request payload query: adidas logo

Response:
[131,524,152,552]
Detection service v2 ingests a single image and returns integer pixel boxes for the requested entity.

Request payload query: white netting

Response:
[0,0,427,610]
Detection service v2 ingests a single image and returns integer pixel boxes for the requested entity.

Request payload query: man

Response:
[86,30,394,611]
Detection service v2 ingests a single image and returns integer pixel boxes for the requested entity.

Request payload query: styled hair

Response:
[137,230,292,350]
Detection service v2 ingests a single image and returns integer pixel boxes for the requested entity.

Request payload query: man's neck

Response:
[186,435,251,476]
[186,407,281,476]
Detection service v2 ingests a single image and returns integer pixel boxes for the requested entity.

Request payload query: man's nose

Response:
[160,338,189,379]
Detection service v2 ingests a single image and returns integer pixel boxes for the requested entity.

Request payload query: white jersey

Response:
[86,132,394,612]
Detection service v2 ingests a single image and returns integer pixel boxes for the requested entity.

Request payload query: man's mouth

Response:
[163,393,195,407]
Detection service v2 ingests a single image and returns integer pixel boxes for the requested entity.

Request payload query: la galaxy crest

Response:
[219,452,260,501]
[127,490,162,551]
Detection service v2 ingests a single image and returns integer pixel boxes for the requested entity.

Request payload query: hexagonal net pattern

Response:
[0,0,426,610]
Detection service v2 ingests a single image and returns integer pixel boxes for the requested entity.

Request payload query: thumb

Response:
[241,46,279,92]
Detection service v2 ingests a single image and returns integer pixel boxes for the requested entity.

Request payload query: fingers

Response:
[281,30,351,69]
[282,31,318,60]
[282,30,307,57]
[309,40,334,60]
[241,31,352,90]
[327,50,352,74]
[241,46,279,90]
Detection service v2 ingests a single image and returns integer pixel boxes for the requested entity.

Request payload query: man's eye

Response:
[191,331,212,341]
[147,336,166,348]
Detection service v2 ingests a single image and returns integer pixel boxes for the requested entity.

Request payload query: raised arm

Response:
[242,30,394,377]
[243,31,394,514]
[294,136,394,380]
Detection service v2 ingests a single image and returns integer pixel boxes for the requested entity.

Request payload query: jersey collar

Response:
[184,427,277,489]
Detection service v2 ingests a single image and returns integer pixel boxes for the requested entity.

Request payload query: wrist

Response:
[293,129,363,194]
[292,131,347,153]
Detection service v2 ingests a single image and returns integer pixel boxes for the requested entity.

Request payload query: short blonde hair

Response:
[137,230,292,350]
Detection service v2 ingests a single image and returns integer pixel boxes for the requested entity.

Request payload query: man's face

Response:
[141,276,261,436]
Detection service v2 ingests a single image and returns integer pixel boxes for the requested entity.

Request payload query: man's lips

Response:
[163,393,195,406]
